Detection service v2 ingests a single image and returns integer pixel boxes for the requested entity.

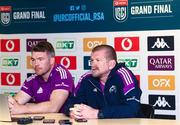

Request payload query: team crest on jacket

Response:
[0,6,12,26]
[113,0,128,22]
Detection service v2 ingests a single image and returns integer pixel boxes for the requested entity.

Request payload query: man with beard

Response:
[8,41,74,114]
[65,44,142,119]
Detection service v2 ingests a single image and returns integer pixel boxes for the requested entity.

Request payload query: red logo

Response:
[55,56,76,70]
[0,39,20,52]
[135,75,140,87]
[1,73,21,86]
[114,37,139,51]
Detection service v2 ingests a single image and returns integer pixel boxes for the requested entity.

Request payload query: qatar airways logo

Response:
[1,72,21,86]
[148,56,174,71]
[114,37,139,51]
[0,39,20,52]
[26,39,47,52]
[55,56,76,70]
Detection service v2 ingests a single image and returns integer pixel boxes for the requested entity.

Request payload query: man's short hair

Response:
[92,44,117,62]
[31,41,55,57]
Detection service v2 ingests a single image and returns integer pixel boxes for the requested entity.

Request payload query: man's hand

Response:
[69,104,99,119]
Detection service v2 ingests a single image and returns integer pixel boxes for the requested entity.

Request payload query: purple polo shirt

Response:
[21,64,74,112]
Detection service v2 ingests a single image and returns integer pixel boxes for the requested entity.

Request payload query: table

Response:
[0,113,180,125]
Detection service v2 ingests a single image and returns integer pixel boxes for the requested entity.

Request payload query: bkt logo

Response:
[148,75,175,90]
[56,39,75,51]
[26,39,47,52]
[1,56,20,68]
[117,55,139,70]
[114,37,139,51]
[148,36,174,51]
[83,37,106,52]
[55,56,76,70]
[0,6,12,26]
[149,95,175,110]
[84,56,91,70]
[148,56,174,71]
[0,39,20,52]
[1,72,21,86]
[113,0,128,22]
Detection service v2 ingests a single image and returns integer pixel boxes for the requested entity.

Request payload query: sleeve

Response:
[20,78,34,97]
[63,74,89,116]
[99,67,142,118]
[52,66,74,93]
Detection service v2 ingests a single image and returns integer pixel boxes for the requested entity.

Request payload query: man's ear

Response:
[109,60,116,70]
[50,57,55,65]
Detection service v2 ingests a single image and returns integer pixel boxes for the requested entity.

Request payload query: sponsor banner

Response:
[1,72,21,86]
[154,114,176,120]
[27,73,35,78]
[83,37,107,52]
[0,56,20,69]
[148,36,174,51]
[83,56,91,70]
[26,39,47,52]
[0,39,20,52]
[55,56,76,70]
[149,95,175,110]
[55,38,76,51]
[114,37,139,51]
[135,75,140,87]
[148,56,174,71]
[148,75,175,90]
[26,56,33,69]
[0,0,178,33]
[117,55,140,70]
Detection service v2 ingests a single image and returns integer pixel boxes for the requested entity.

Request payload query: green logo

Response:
[56,41,74,49]
[2,58,19,66]
[118,59,138,68]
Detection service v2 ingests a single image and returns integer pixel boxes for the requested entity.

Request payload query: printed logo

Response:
[117,55,139,70]
[148,56,174,71]
[0,56,20,69]
[84,56,91,70]
[149,95,175,110]
[83,37,106,52]
[148,36,174,51]
[0,6,12,26]
[113,0,128,22]
[0,39,20,52]
[55,38,76,51]
[26,39,47,52]
[114,37,139,51]
[148,75,175,90]
[26,56,33,69]
[1,72,21,86]
[55,56,76,70]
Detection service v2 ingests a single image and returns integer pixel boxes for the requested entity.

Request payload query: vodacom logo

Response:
[6,40,15,51]
[6,73,15,85]
[60,57,70,68]
[121,38,132,51]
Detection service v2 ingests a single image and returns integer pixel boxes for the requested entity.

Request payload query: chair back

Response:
[140,104,154,118]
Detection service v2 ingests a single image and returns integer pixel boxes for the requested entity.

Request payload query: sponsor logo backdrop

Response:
[0,0,180,120]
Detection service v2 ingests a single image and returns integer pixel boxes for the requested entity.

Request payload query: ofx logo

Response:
[148,75,175,90]
[117,55,139,70]
[56,39,75,51]
[0,39,20,52]
[26,39,47,52]
[148,36,174,51]
[26,56,33,69]
[84,56,91,70]
[0,56,20,69]
[1,72,21,86]
[83,37,106,52]
[55,56,76,70]
[149,94,175,110]
[114,37,139,51]
[113,0,128,22]
[148,56,174,71]
[0,6,12,26]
